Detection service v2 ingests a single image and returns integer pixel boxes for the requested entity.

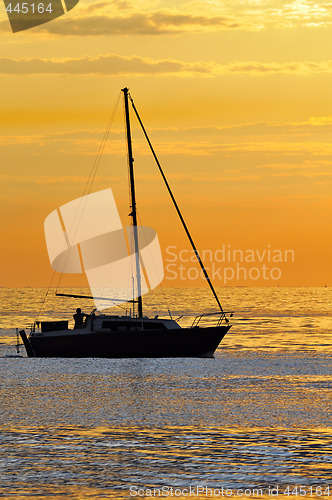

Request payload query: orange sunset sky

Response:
[0,0,331,287]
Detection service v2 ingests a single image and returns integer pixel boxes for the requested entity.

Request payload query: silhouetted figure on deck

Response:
[73,308,88,329]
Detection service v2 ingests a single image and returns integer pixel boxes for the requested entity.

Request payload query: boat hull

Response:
[22,325,231,358]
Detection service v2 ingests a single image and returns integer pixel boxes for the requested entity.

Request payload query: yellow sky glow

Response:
[0,0,331,287]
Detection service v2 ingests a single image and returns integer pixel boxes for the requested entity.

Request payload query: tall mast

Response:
[122,87,143,318]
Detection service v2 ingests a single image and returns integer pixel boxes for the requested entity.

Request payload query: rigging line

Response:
[128,92,225,315]
[54,92,122,293]
[39,92,121,319]
[85,91,122,196]
[113,301,127,312]
[36,269,58,321]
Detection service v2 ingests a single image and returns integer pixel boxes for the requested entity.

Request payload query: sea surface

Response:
[0,287,331,499]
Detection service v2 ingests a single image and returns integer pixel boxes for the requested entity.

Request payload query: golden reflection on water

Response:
[1,287,332,353]
[1,287,331,499]
[2,424,332,499]
[7,488,326,500]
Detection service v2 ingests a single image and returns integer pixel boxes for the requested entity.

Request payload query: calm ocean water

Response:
[1,287,331,499]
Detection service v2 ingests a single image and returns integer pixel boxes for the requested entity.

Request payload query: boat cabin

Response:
[34,314,181,337]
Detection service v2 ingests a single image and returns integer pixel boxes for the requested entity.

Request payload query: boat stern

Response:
[19,330,36,357]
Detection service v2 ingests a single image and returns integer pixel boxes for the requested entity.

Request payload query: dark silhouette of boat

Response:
[19,88,232,358]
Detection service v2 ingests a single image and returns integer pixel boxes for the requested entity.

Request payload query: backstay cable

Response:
[128,92,225,315]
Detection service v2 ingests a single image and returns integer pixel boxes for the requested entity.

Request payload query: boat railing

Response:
[191,311,233,328]
[26,323,37,333]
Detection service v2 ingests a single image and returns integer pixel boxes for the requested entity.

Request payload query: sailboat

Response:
[19,88,232,358]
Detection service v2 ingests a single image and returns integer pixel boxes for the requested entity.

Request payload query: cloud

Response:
[3,119,332,155]
[0,54,216,76]
[1,119,332,195]
[32,12,245,36]
[225,0,332,29]
[309,115,332,125]
[2,53,332,77]
[44,1,332,37]
[1,0,331,36]
[223,60,332,75]
[2,119,332,185]
[83,2,113,14]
